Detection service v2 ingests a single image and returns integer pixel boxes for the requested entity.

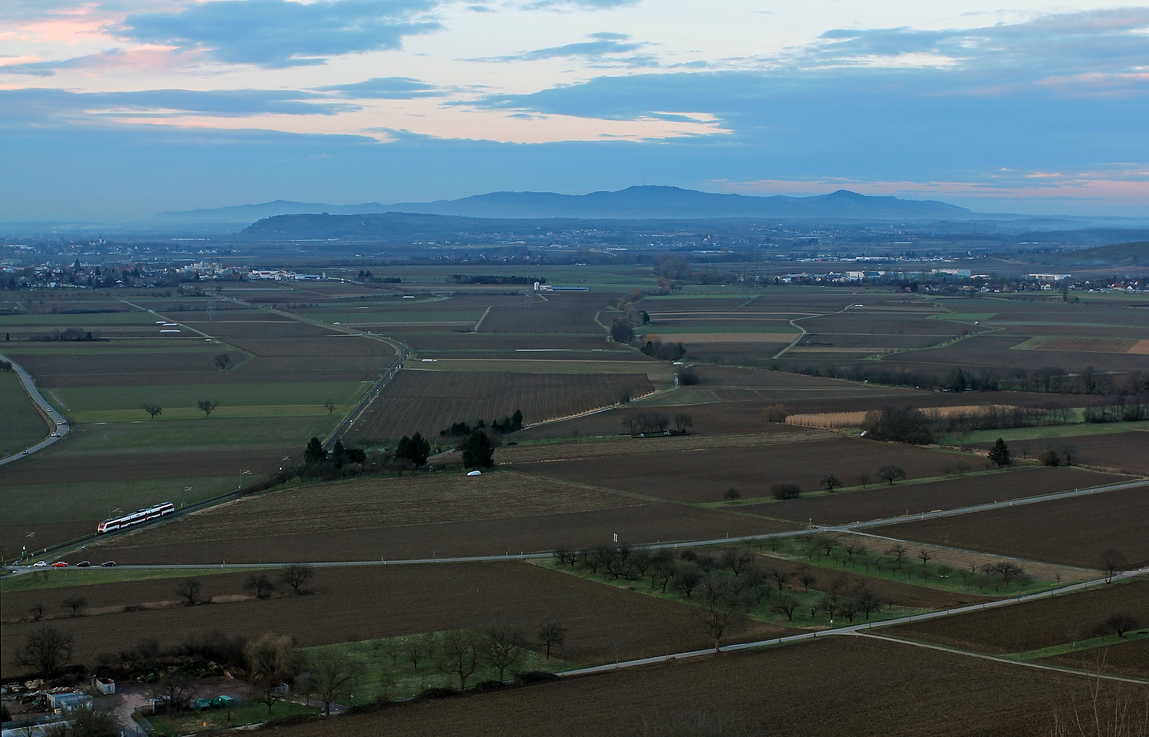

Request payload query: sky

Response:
[1,0,1148,221]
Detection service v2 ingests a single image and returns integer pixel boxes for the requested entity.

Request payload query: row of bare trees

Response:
[621,412,693,436]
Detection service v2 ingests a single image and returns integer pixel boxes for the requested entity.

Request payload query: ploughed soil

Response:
[517,438,966,504]
[1040,637,1149,680]
[882,578,1149,654]
[872,485,1149,568]
[93,504,795,564]
[0,562,794,679]
[258,636,1092,737]
[740,466,1125,526]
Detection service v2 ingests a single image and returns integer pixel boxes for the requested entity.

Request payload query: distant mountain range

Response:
[157,186,975,224]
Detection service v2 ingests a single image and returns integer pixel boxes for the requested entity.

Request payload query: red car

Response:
[51,562,68,568]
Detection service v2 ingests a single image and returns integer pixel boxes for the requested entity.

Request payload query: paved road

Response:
[0,352,68,465]
[557,567,1149,685]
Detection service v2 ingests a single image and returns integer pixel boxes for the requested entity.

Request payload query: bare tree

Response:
[673,562,702,598]
[279,563,315,595]
[481,621,526,682]
[61,596,86,618]
[437,630,479,690]
[917,549,935,567]
[699,575,744,652]
[821,474,843,493]
[856,472,872,488]
[214,353,231,370]
[886,544,909,565]
[795,568,817,593]
[773,592,799,621]
[1101,612,1140,639]
[197,399,219,417]
[402,634,433,672]
[151,675,197,717]
[722,549,753,576]
[1097,549,1128,584]
[141,402,163,419]
[537,618,567,660]
[672,413,693,433]
[244,634,300,716]
[306,648,365,716]
[843,542,867,565]
[14,626,74,679]
[324,398,336,414]
[175,578,203,606]
[877,465,907,485]
[244,573,276,599]
[723,487,741,503]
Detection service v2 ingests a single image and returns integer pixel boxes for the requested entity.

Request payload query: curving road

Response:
[0,352,68,466]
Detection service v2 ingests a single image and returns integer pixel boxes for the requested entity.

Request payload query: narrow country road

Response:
[0,352,69,465]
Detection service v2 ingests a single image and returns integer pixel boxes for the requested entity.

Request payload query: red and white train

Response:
[97,502,175,533]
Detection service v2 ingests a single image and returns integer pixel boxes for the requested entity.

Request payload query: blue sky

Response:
[1,0,1147,220]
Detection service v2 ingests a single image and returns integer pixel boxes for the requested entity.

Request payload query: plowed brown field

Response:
[0,562,791,677]
[349,370,654,441]
[740,467,1125,526]
[883,578,1149,654]
[255,637,1090,737]
[873,485,1149,568]
[519,438,965,504]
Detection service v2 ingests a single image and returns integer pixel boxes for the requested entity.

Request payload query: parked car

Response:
[101,561,116,567]
[51,562,68,568]
[32,561,47,567]
[76,560,91,567]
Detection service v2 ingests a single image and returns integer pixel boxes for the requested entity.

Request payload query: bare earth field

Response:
[874,485,1149,568]
[93,501,794,564]
[1,562,791,676]
[882,578,1149,654]
[1042,638,1149,679]
[518,438,969,504]
[740,466,1127,526]
[348,370,655,441]
[98,471,646,544]
[1037,431,1149,475]
[259,637,1093,737]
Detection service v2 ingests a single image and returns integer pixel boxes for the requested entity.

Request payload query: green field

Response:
[2,312,161,326]
[0,566,243,593]
[148,700,319,736]
[943,420,1149,446]
[0,370,50,455]
[301,633,573,703]
[2,475,250,525]
[72,416,335,450]
[53,381,367,413]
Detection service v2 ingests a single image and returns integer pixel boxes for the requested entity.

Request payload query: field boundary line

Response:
[773,305,853,359]
[554,568,1148,679]
[471,305,493,332]
[838,476,1149,532]
[846,529,1101,575]
[0,352,69,465]
[848,632,1149,686]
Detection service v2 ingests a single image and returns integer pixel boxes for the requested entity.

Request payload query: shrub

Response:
[770,483,801,500]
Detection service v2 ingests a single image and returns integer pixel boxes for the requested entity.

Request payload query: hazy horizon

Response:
[2,1,1147,221]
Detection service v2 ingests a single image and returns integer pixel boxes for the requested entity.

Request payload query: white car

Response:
[32,561,47,567]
